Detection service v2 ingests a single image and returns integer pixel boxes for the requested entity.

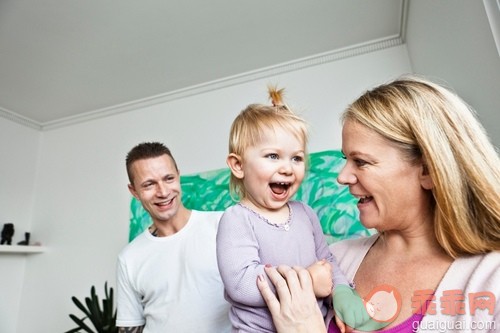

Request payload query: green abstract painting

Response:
[129,150,373,243]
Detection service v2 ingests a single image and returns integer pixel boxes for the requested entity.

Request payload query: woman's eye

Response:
[355,159,368,167]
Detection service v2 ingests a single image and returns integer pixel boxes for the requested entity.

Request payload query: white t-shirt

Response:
[116,210,231,332]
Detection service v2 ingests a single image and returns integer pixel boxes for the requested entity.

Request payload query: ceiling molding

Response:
[1,37,404,131]
[400,0,410,43]
[41,36,404,131]
[483,0,500,56]
[0,106,42,130]
[1,0,408,131]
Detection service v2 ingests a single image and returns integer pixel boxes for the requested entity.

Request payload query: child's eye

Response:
[292,156,303,162]
[266,153,279,160]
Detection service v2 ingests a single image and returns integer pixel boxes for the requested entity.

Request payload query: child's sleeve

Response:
[216,207,269,306]
[302,203,371,329]
[302,203,350,287]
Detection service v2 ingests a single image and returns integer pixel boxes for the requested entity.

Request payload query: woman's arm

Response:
[257,265,327,333]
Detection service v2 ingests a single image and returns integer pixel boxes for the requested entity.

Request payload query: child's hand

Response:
[334,315,354,333]
[333,285,370,330]
[306,259,333,298]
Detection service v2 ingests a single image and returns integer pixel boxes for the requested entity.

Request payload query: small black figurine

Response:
[1,223,15,245]
[17,232,30,246]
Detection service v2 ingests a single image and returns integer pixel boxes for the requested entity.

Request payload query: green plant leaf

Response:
[67,314,95,333]
[86,291,103,332]
[66,282,117,333]
[72,296,91,318]
[64,328,83,333]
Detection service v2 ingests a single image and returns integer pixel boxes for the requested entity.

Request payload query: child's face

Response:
[240,126,305,212]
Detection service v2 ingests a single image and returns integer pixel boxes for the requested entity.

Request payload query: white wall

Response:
[0,118,40,333]
[406,0,500,148]
[4,45,412,333]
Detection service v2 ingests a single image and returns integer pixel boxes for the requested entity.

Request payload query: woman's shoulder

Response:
[327,234,379,280]
[450,251,500,285]
[425,251,500,329]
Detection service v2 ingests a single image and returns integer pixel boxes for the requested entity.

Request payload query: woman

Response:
[257,75,500,332]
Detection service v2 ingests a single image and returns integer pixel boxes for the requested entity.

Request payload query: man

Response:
[116,142,231,332]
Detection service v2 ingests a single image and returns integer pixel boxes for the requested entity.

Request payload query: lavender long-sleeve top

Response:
[216,201,349,333]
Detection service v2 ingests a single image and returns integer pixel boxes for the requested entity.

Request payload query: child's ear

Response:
[420,163,434,190]
[227,153,244,179]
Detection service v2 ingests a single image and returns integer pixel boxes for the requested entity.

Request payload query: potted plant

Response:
[65,281,117,333]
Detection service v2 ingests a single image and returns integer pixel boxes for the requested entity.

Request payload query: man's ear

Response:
[128,183,139,199]
[420,164,434,190]
[227,153,244,179]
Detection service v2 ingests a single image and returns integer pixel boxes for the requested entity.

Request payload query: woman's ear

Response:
[420,164,434,190]
[227,153,244,179]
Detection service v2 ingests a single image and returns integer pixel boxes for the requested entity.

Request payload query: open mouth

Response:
[156,197,174,207]
[358,195,373,204]
[270,182,291,195]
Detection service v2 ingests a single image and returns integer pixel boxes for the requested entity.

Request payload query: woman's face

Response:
[337,120,432,231]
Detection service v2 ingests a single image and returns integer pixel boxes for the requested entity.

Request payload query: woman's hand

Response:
[257,265,327,333]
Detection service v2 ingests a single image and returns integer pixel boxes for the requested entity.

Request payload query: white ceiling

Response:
[0,0,405,127]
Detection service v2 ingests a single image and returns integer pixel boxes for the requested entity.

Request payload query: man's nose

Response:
[156,182,169,196]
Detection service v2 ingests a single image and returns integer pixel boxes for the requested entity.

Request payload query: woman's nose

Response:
[337,164,357,185]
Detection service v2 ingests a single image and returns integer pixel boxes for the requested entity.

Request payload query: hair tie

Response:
[268,85,290,111]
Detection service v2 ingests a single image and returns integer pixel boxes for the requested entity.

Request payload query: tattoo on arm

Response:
[118,326,145,333]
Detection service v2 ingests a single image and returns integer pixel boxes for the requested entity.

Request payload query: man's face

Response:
[128,155,182,224]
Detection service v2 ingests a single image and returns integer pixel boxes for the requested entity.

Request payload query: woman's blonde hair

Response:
[343,75,500,257]
[228,86,309,199]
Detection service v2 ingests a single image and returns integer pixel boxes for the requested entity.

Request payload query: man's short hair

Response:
[126,142,178,184]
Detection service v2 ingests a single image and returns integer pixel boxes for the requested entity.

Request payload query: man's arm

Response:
[118,326,144,333]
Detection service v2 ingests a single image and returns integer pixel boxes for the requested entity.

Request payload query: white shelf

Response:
[0,245,46,254]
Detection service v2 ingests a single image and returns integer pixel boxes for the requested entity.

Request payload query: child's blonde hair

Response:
[228,86,309,199]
